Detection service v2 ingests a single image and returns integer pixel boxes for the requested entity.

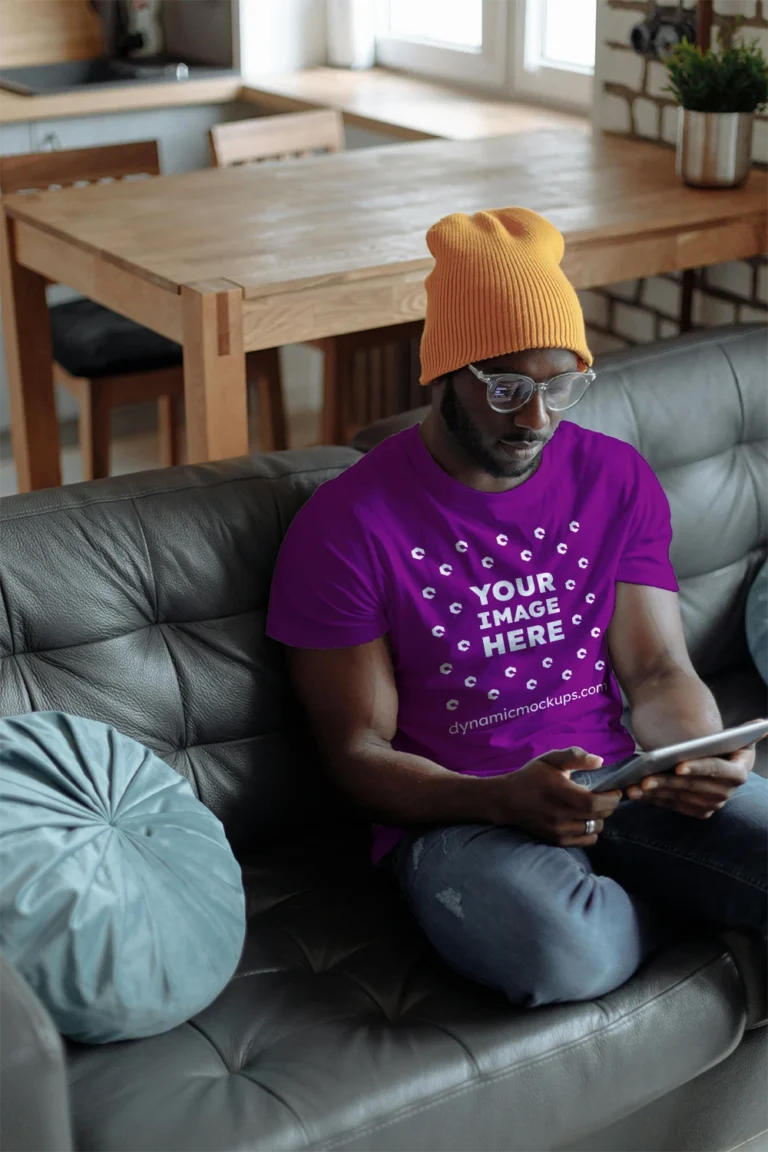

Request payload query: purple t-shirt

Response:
[267,422,678,861]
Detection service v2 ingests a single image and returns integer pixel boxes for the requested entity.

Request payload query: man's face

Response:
[437,347,579,480]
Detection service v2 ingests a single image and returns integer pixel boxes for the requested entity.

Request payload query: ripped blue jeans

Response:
[390,766,768,1007]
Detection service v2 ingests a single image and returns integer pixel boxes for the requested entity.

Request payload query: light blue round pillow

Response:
[0,712,246,1044]
[746,559,768,686]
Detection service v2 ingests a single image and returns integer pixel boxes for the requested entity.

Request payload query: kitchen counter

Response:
[0,67,587,142]
[0,74,244,123]
[239,67,589,141]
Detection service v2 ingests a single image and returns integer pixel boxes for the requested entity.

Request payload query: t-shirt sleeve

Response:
[616,449,679,592]
[267,486,388,649]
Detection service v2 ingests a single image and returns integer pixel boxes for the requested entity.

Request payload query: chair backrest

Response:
[210,110,345,168]
[0,140,160,195]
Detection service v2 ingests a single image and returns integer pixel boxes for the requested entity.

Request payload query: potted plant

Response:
[664,22,768,188]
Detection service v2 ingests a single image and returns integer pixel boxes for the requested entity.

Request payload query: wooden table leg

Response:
[181,281,249,463]
[320,334,353,446]
[680,268,696,332]
[248,348,288,452]
[157,395,185,467]
[0,209,61,491]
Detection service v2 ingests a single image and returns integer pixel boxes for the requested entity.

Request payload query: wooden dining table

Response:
[2,129,766,491]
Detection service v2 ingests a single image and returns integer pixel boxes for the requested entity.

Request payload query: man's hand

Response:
[486,746,622,847]
[626,746,755,818]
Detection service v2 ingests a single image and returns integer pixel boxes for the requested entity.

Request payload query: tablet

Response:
[590,718,768,793]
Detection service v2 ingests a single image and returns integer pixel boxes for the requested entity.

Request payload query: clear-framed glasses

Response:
[467,363,595,414]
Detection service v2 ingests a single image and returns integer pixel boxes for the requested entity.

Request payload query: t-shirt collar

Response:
[398,421,562,514]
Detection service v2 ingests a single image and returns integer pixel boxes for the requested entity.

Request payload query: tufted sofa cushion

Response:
[0,449,364,862]
[63,852,748,1152]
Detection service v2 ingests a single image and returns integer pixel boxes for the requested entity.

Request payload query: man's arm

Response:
[607,582,722,748]
[608,582,753,814]
[287,638,495,826]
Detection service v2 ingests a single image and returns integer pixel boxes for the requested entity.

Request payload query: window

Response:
[375,0,508,87]
[516,0,596,106]
[386,0,482,49]
[375,0,596,109]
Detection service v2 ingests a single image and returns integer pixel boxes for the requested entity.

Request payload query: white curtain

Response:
[326,0,376,69]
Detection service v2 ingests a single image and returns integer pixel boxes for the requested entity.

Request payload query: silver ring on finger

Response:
[584,818,598,835]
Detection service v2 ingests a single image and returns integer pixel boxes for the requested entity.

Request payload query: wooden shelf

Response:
[0,0,103,69]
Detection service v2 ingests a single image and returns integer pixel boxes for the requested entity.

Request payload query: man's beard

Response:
[440,376,545,480]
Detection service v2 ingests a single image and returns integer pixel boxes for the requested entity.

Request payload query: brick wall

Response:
[583,0,768,353]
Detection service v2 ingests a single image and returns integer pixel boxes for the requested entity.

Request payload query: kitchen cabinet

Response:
[344,124,400,149]
[30,100,256,173]
[0,122,33,154]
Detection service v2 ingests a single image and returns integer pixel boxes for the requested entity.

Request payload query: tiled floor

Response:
[0,406,322,498]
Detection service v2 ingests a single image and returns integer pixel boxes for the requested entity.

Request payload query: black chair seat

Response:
[50,299,182,380]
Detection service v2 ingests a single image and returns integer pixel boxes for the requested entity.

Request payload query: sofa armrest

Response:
[351,406,429,453]
[0,953,73,1152]
[720,930,768,1031]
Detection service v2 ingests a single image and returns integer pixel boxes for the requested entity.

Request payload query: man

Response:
[267,207,767,1006]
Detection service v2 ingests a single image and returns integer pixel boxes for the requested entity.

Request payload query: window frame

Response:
[512,0,594,110]
[373,0,595,111]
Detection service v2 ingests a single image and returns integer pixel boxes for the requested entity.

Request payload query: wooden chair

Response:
[0,141,185,480]
[210,111,424,445]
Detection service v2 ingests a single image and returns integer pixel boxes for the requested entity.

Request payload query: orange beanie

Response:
[419,206,592,384]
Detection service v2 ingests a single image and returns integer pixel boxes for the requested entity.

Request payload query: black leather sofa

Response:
[1,327,766,1152]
